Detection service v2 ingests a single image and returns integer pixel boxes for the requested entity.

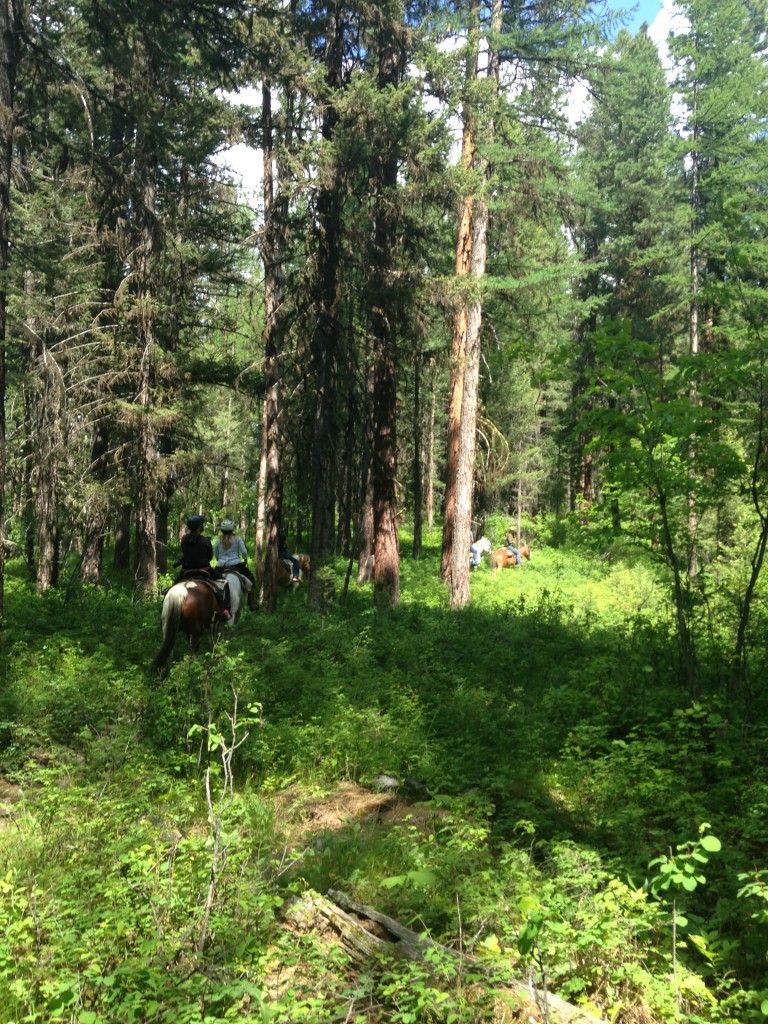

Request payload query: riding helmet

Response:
[186,513,205,530]
[220,519,235,533]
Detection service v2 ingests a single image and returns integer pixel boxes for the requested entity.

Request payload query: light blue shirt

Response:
[214,535,248,567]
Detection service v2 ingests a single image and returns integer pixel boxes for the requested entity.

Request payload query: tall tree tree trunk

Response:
[357,329,375,584]
[132,176,159,596]
[447,0,499,607]
[412,353,423,560]
[155,435,175,575]
[0,0,24,622]
[450,197,488,606]
[261,78,288,613]
[659,488,696,693]
[33,340,64,592]
[81,419,110,584]
[309,4,344,611]
[256,396,268,566]
[221,389,232,511]
[370,23,403,609]
[441,105,475,579]
[426,372,436,535]
[688,79,700,585]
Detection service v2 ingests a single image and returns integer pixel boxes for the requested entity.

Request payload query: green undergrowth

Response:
[1,539,767,1023]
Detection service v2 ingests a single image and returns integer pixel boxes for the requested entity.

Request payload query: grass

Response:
[0,537,767,1023]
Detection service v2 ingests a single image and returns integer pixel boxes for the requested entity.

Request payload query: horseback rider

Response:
[175,514,231,620]
[470,529,481,568]
[278,530,302,582]
[504,528,523,567]
[215,519,257,609]
[214,520,256,583]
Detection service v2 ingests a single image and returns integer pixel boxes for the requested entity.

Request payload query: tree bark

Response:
[308,3,343,611]
[261,78,287,614]
[426,371,436,535]
[113,502,131,571]
[357,329,375,584]
[441,138,474,579]
[0,0,24,621]
[450,199,486,607]
[448,0,499,608]
[33,340,63,592]
[132,176,159,596]
[412,353,423,560]
[688,79,700,585]
[441,0,485,582]
[369,18,404,609]
[81,420,110,584]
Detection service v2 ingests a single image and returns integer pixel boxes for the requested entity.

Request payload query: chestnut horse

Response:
[255,554,312,594]
[490,543,531,571]
[152,577,233,671]
[274,554,311,587]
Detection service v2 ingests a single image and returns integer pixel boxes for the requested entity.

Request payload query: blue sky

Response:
[621,0,665,33]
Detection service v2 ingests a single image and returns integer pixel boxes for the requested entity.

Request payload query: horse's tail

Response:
[152,583,186,671]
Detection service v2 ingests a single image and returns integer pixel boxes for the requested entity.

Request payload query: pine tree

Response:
[670,0,768,692]
[0,0,26,618]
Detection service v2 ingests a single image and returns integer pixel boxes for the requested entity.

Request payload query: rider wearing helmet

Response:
[179,514,214,573]
[214,521,255,580]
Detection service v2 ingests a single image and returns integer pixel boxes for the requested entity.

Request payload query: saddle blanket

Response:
[222,569,253,591]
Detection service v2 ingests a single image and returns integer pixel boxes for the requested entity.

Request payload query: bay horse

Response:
[491,542,531,571]
[152,576,234,672]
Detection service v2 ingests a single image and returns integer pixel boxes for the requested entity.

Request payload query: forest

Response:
[1,0,768,1021]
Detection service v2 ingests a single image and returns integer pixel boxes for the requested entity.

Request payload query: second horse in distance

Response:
[490,543,531,571]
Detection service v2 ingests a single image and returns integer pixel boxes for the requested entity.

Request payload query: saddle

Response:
[181,571,229,606]
[222,568,253,592]
[279,557,301,579]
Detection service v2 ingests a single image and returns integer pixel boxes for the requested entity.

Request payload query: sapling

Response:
[188,685,262,954]
[647,823,722,1006]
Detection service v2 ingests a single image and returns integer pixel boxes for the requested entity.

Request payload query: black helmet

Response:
[186,514,205,530]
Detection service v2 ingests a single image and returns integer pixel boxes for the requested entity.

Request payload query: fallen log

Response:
[287,888,607,1024]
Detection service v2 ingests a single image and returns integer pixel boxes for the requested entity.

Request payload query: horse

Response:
[254,553,311,596]
[220,569,250,621]
[152,577,232,671]
[274,553,311,588]
[470,535,492,569]
[491,542,531,571]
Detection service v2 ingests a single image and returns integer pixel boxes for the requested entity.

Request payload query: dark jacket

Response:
[180,532,214,572]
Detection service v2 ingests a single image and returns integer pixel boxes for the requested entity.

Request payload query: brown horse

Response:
[152,579,224,671]
[255,554,312,593]
[274,554,311,588]
[491,543,531,571]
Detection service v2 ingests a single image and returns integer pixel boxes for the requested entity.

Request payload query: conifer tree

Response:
[670,0,768,692]
[0,0,26,619]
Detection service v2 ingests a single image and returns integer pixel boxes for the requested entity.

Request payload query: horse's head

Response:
[298,554,311,576]
[478,536,492,554]
[520,544,531,560]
